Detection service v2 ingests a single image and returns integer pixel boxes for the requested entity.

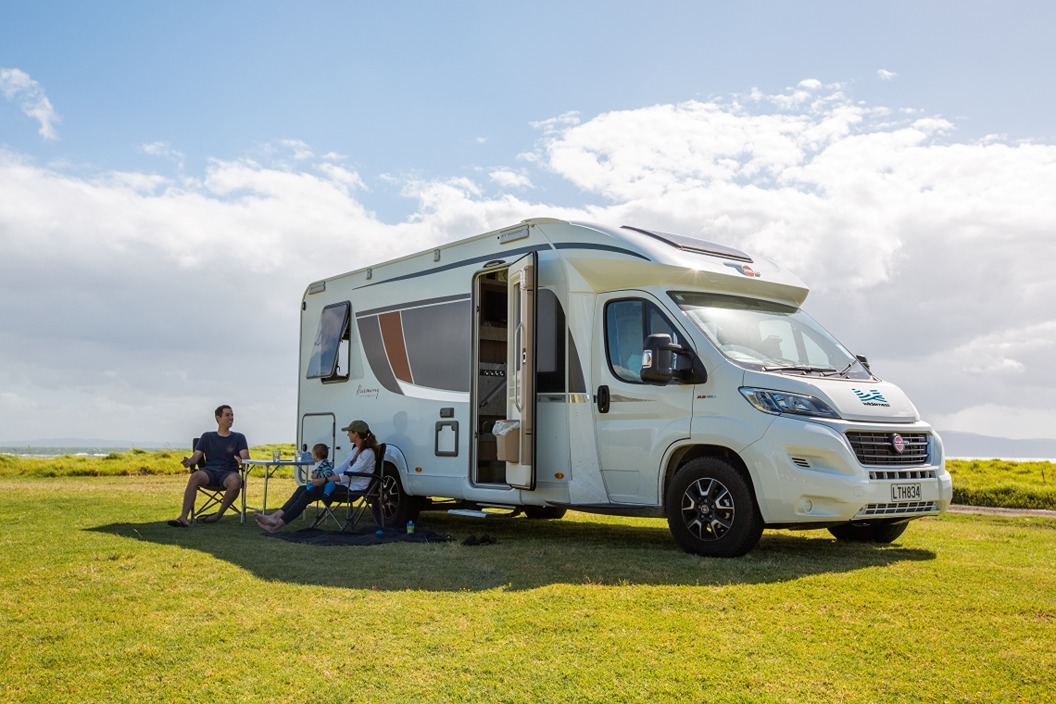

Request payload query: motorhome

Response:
[296,218,952,557]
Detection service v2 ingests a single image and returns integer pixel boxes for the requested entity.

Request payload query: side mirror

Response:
[641,334,675,384]
[641,333,709,385]
[855,354,871,372]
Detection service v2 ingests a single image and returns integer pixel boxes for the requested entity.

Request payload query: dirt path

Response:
[948,504,1056,519]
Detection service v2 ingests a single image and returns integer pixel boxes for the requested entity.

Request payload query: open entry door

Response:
[505,252,537,489]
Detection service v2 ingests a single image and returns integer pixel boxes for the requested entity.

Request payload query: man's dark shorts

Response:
[202,468,239,487]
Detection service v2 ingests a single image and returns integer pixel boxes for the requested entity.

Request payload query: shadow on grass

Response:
[87,512,936,592]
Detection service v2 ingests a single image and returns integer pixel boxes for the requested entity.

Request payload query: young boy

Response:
[307,443,336,496]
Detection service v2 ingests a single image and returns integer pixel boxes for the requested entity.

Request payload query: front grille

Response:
[869,468,937,480]
[847,431,930,466]
[858,501,937,516]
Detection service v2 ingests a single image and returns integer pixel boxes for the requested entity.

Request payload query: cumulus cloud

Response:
[140,142,186,170]
[878,69,897,81]
[0,67,61,140]
[1,83,1055,443]
[489,168,533,189]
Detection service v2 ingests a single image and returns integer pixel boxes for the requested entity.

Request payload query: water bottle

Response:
[406,521,415,534]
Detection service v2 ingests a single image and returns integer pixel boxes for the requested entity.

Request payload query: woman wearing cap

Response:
[255,419,378,533]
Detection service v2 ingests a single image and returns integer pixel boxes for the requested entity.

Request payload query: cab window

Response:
[605,299,682,383]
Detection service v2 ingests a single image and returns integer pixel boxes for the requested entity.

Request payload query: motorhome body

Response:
[297,218,952,556]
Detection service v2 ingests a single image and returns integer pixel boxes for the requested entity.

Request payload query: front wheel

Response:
[665,458,763,558]
[828,521,909,543]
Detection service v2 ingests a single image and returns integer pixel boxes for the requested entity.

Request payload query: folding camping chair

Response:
[188,437,239,522]
[311,443,386,531]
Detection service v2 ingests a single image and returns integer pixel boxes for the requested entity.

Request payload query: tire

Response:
[523,506,568,520]
[375,464,421,528]
[828,521,909,544]
[665,457,763,558]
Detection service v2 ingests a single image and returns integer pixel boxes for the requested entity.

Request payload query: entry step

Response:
[448,506,518,519]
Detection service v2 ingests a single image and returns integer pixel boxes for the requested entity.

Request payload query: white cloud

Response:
[1,83,1055,443]
[489,168,533,189]
[139,142,186,170]
[0,67,61,140]
[878,69,897,81]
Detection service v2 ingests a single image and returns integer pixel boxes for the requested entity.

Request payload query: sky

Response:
[1,1,1054,447]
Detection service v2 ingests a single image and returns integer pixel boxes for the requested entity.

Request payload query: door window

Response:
[604,299,682,383]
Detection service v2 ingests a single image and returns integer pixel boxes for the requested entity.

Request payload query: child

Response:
[308,443,337,496]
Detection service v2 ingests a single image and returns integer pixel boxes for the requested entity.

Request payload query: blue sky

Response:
[1,1,1055,446]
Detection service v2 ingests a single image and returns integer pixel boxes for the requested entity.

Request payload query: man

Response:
[168,405,250,527]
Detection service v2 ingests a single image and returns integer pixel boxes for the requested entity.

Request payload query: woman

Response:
[255,419,378,533]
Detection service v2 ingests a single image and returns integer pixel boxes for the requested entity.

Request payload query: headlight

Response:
[739,387,841,419]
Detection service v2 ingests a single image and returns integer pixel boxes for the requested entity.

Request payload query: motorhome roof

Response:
[304,217,810,307]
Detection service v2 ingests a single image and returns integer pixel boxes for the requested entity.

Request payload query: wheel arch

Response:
[662,444,757,512]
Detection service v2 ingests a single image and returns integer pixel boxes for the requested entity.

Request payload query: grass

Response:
[947,458,1056,510]
[1,473,1054,703]
[4,449,1054,511]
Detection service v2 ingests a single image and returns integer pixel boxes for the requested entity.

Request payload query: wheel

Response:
[665,457,763,557]
[375,464,421,528]
[523,506,567,520]
[828,521,909,543]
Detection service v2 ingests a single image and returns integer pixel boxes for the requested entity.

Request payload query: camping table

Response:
[239,458,314,523]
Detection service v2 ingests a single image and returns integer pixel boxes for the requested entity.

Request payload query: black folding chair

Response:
[188,437,237,522]
[311,444,386,531]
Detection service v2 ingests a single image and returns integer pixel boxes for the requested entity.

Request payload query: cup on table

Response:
[272,449,281,463]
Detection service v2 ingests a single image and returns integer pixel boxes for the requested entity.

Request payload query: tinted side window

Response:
[537,289,566,393]
[605,299,681,383]
[306,302,350,380]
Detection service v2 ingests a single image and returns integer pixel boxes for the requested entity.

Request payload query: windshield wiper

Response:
[762,364,837,375]
[823,361,858,378]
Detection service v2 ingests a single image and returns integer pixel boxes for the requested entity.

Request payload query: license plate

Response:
[890,483,922,502]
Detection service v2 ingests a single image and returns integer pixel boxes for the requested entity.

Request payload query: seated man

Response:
[169,404,250,527]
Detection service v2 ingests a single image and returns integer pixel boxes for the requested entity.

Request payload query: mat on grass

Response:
[264,526,454,546]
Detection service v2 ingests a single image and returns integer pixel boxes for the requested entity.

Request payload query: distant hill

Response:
[938,431,1056,460]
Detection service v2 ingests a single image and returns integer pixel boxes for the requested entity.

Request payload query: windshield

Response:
[670,292,872,379]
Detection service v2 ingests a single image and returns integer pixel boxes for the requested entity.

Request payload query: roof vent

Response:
[622,226,753,263]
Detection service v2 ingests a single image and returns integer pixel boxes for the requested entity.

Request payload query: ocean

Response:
[0,445,181,459]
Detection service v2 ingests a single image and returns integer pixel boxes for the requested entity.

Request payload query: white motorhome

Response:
[296,218,952,557]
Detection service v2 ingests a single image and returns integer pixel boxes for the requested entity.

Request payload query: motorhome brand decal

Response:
[853,388,890,407]
[723,262,760,278]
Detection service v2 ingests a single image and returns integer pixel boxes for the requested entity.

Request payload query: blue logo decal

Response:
[852,388,889,407]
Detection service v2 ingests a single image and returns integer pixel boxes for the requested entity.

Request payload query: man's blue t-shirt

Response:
[195,431,249,472]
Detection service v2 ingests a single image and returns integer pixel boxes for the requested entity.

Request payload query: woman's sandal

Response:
[167,519,189,528]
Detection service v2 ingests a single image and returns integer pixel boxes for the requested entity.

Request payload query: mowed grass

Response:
[5,450,1055,511]
[1,474,1054,703]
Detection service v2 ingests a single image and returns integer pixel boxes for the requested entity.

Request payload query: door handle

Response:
[596,385,610,414]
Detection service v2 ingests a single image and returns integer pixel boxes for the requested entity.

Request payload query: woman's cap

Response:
[341,419,370,434]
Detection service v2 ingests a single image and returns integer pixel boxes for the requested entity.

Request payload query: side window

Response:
[306,302,350,381]
[536,289,566,393]
[605,299,681,383]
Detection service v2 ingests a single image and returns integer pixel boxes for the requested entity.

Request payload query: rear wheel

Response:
[828,521,909,543]
[375,464,420,528]
[523,506,567,520]
[665,457,763,558]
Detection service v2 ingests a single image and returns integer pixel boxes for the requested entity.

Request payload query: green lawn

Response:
[948,458,1056,509]
[1,475,1053,703]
